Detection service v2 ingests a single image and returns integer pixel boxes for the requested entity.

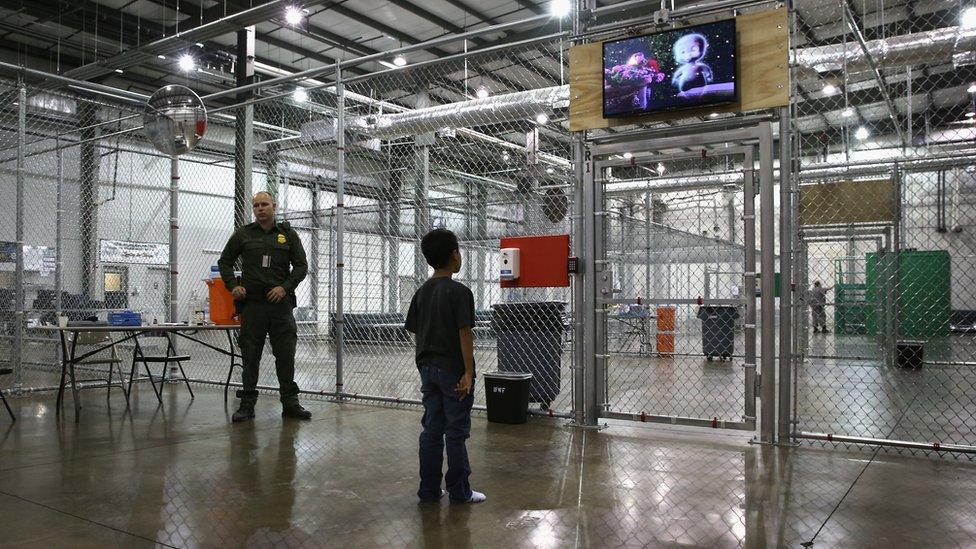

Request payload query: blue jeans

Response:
[418,364,475,502]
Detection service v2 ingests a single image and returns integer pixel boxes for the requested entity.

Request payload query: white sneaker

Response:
[464,490,486,503]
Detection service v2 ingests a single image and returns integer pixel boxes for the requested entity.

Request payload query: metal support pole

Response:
[55,137,64,354]
[572,138,587,425]
[13,84,25,386]
[743,147,757,425]
[335,66,346,397]
[777,110,793,443]
[581,141,599,426]
[78,103,99,298]
[310,186,320,321]
[593,153,608,416]
[758,122,776,443]
[233,26,256,229]
[168,157,180,325]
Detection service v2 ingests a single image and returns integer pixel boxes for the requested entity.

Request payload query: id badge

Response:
[262,254,271,268]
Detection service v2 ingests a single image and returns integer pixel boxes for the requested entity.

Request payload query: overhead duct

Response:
[793,25,976,75]
[344,86,569,140]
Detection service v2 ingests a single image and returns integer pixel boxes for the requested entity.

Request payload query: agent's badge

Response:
[277,233,287,244]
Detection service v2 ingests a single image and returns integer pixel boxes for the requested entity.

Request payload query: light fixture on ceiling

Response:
[546,167,554,174]
[822,83,838,95]
[475,86,490,99]
[842,107,855,117]
[157,54,166,60]
[392,55,407,67]
[968,83,976,94]
[962,6,976,29]
[293,87,308,102]
[535,113,549,125]
[708,112,719,119]
[966,112,976,118]
[285,5,304,25]
[656,162,666,175]
[550,0,571,17]
[622,152,633,159]
[178,54,196,72]
[114,68,124,74]
[502,152,511,162]
[854,126,870,140]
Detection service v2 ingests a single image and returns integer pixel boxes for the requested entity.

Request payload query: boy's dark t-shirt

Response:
[404,276,476,375]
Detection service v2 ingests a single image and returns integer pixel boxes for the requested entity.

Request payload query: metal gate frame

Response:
[578,121,778,440]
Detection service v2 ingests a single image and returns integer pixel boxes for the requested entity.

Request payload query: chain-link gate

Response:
[586,123,778,434]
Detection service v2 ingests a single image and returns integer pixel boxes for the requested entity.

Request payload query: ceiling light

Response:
[502,152,511,161]
[708,112,720,119]
[962,7,976,29]
[293,87,308,102]
[475,86,490,99]
[284,5,304,25]
[114,68,124,74]
[550,0,572,17]
[392,55,407,67]
[622,152,633,159]
[966,112,976,118]
[842,107,855,117]
[157,54,166,60]
[178,54,195,72]
[656,162,666,175]
[968,83,976,94]
[822,83,837,95]
[535,113,549,125]
[854,126,870,140]
[546,167,554,174]
[195,42,204,48]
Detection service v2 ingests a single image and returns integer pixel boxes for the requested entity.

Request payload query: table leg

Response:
[56,330,70,415]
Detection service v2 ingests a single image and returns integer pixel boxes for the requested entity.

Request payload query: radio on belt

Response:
[499,247,520,281]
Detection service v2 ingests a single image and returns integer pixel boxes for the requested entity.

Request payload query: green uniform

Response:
[218,221,308,406]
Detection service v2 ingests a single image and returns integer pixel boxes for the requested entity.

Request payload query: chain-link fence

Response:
[600,148,758,430]
[0,33,578,417]
[791,0,976,455]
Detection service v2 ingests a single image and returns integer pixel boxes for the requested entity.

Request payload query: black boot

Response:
[282,403,311,420]
[233,390,258,422]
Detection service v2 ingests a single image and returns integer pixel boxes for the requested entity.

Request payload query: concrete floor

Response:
[1,385,975,547]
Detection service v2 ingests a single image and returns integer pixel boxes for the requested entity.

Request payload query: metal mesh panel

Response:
[602,151,753,426]
[791,0,976,454]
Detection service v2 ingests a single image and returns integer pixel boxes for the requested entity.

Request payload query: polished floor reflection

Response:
[0,385,975,548]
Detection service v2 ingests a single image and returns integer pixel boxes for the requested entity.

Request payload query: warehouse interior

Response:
[1,0,976,546]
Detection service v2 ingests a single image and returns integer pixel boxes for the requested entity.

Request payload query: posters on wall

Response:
[99,240,170,265]
[0,241,57,276]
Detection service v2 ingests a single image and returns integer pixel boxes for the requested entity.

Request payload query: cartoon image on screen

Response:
[603,19,737,118]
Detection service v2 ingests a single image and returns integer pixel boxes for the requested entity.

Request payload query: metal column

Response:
[758,122,776,443]
[233,26,255,229]
[78,103,100,298]
[743,146,757,426]
[572,138,587,425]
[168,157,180,325]
[778,110,793,443]
[581,142,600,426]
[387,173,403,312]
[310,186,320,321]
[13,84,25,385]
[335,66,346,397]
[413,90,433,281]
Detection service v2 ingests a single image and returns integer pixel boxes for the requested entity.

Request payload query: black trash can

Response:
[896,340,924,369]
[491,301,565,408]
[483,371,533,424]
[697,305,739,361]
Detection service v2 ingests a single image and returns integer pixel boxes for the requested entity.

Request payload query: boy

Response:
[405,229,486,504]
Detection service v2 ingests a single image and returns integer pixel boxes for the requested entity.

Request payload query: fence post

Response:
[758,121,776,443]
[13,82,25,388]
[335,63,346,398]
[778,108,793,443]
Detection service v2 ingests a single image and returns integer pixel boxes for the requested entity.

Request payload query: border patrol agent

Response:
[218,191,311,422]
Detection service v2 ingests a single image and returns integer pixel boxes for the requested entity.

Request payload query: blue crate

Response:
[108,310,142,326]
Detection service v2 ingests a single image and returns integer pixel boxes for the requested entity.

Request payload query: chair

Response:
[129,332,194,403]
[70,331,130,407]
[0,367,14,421]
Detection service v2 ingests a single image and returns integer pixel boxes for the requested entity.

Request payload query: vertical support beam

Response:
[572,138,587,425]
[743,146,757,425]
[168,157,179,325]
[413,90,433,282]
[13,84,25,386]
[475,184,488,309]
[310,186,320,321]
[55,137,64,340]
[78,102,100,298]
[335,65,346,396]
[758,122,776,443]
[234,26,255,229]
[778,110,793,443]
[580,140,599,426]
[388,171,403,312]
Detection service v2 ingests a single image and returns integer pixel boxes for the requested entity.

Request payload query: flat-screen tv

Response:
[602,19,738,118]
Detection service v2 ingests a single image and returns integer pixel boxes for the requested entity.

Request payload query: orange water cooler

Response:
[206,278,240,325]
[655,306,676,356]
